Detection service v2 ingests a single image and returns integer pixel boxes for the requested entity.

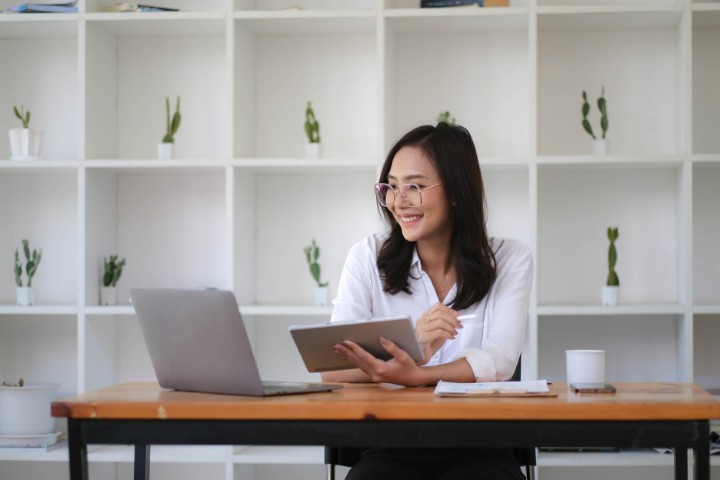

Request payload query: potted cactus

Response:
[304,101,321,158]
[157,96,181,160]
[100,255,126,306]
[602,226,620,306]
[0,376,60,437]
[14,239,42,306]
[581,87,609,155]
[304,238,329,306]
[8,105,43,161]
[436,111,456,126]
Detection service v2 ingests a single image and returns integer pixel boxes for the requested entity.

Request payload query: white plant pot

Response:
[314,286,330,306]
[157,142,173,160]
[100,286,118,306]
[305,143,320,159]
[9,128,43,160]
[593,139,608,156]
[0,383,59,435]
[16,286,36,306]
[602,286,619,306]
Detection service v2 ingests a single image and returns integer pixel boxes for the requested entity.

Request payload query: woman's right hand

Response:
[415,303,463,363]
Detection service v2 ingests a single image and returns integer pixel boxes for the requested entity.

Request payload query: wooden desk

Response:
[52,382,720,480]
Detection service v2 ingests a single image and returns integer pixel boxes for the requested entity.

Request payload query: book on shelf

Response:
[420,0,509,7]
[0,432,65,452]
[2,1,77,13]
[101,2,179,12]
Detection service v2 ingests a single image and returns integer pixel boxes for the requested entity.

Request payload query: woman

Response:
[321,123,533,480]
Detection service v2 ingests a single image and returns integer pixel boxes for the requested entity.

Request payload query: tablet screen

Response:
[289,315,424,372]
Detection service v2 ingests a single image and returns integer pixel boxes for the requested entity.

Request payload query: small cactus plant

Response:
[582,87,608,140]
[304,239,328,287]
[14,239,42,287]
[304,101,320,144]
[436,111,456,126]
[102,255,126,287]
[606,227,619,287]
[13,105,31,129]
[162,96,181,143]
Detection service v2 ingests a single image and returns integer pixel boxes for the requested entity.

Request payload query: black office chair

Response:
[324,358,537,480]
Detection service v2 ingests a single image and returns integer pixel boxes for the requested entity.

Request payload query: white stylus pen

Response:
[457,314,481,321]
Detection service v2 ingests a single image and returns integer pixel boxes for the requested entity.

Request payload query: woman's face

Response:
[387,146,452,245]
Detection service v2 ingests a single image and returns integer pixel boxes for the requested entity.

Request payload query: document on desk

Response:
[434,380,555,397]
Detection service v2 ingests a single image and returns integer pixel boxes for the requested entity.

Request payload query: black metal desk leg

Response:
[694,422,710,480]
[134,444,151,480]
[68,419,88,480]
[675,447,688,480]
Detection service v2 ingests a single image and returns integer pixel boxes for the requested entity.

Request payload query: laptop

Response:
[130,288,342,397]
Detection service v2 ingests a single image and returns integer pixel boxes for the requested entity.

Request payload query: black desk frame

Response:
[67,418,711,480]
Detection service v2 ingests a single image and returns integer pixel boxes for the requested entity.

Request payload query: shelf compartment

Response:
[692,9,720,154]
[0,16,79,38]
[694,313,720,392]
[84,13,226,36]
[0,305,78,315]
[537,304,685,315]
[386,23,529,156]
[230,157,378,173]
[234,10,376,35]
[538,449,677,467]
[385,7,529,33]
[233,445,323,464]
[234,0,376,11]
[538,166,682,305]
[0,36,79,161]
[88,445,232,463]
[538,15,682,156]
[83,22,228,160]
[0,172,78,306]
[538,315,682,382]
[234,22,377,159]
[537,6,683,31]
[83,170,227,310]
[85,0,228,14]
[692,163,720,304]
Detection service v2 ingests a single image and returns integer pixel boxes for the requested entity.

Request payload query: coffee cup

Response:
[565,349,605,384]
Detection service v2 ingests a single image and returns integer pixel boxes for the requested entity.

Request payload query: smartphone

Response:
[570,382,616,393]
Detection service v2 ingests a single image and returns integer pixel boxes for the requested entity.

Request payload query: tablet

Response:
[288,315,424,372]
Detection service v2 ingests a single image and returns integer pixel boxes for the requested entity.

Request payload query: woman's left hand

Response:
[333,337,428,387]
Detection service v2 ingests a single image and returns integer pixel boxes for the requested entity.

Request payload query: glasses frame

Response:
[374,182,442,208]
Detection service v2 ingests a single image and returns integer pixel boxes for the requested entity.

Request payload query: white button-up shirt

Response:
[331,234,533,381]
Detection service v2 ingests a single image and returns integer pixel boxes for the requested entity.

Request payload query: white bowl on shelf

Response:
[0,383,59,436]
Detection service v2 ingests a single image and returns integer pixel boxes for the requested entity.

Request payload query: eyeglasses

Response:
[374,183,442,208]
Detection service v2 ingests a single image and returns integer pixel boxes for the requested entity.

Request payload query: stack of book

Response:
[1,0,77,13]
[421,0,509,7]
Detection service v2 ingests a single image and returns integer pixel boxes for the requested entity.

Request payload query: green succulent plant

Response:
[436,111,456,126]
[103,255,126,287]
[304,239,328,287]
[582,87,608,140]
[13,105,30,129]
[162,96,181,143]
[14,239,42,287]
[606,227,619,287]
[304,101,320,144]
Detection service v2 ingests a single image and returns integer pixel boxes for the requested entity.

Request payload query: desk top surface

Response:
[52,382,720,421]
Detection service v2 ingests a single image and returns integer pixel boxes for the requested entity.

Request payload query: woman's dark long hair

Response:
[376,123,497,310]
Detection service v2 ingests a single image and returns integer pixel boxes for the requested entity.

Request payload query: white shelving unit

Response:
[1,0,719,479]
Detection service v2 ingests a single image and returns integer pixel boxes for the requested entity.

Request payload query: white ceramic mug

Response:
[565,349,605,384]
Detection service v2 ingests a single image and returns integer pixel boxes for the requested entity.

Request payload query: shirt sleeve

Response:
[454,240,534,381]
[330,239,375,322]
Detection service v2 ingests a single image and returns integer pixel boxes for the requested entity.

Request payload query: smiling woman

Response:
[320,123,534,480]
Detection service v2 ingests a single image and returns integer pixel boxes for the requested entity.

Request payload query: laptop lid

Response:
[130,289,341,397]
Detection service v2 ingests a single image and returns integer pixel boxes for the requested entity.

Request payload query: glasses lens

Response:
[375,184,393,207]
[402,184,422,206]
